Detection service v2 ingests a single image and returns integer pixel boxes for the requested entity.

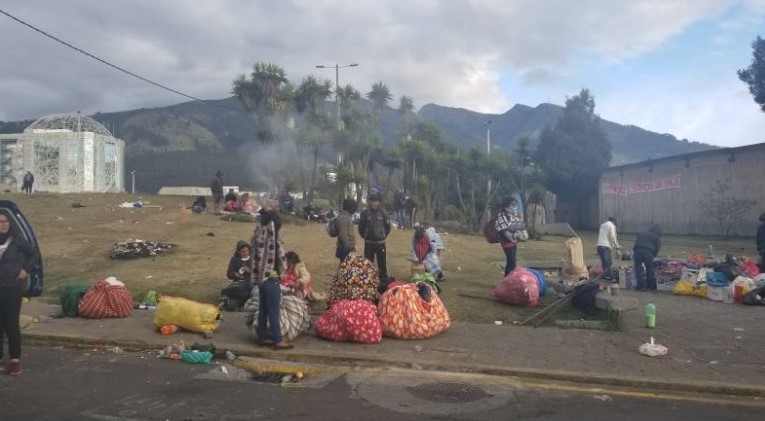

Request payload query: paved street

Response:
[0,346,762,420]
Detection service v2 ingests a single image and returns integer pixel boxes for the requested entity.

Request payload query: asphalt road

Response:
[0,346,762,420]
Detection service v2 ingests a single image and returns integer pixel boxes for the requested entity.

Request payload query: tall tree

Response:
[534,88,611,227]
[738,36,765,112]
[232,62,290,143]
[367,81,392,124]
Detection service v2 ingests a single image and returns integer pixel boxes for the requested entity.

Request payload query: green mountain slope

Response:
[0,97,713,192]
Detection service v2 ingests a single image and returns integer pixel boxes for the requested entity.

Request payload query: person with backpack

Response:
[596,217,620,281]
[494,197,523,276]
[358,193,391,278]
[0,212,39,375]
[334,199,357,262]
[633,225,662,291]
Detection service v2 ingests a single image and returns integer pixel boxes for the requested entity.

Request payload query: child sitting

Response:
[281,252,326,302]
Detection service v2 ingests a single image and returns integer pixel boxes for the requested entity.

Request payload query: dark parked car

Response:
[0,200,43,296]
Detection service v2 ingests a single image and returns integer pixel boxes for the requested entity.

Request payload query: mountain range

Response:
[0,97,712,192]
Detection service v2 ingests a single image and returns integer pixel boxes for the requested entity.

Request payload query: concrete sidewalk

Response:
[19,290,765,396]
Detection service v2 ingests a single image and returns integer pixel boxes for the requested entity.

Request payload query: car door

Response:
[0,200,43,296]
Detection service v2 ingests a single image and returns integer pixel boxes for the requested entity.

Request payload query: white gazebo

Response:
[16,112,125,193]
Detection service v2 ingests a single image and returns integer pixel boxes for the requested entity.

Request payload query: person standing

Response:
[251,201,291,350]
[210,170,224,214]
[21,172,34,194]
[0,213,38,375]
[757,212,765,273]
[596,217,620,281]
[633,225,662,291]
[495,197,523,276]
[358,193,391,278]
[394,190,406,230]
[336,199,357,262]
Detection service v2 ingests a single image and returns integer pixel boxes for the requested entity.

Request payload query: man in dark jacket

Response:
[21,171,34,194]
[394,190,406,230]
[210,170,224,214]
[633,225,662,291]
[336,199,358,261]
[358,193,391,278]
[757,212,765,273]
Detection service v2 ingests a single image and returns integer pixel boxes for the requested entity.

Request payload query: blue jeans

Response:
[633,247,656,290]
[257,278,282,344]
[396,209,406,229]
[596,246,614,279]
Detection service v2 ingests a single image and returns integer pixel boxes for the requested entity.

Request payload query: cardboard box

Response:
[656,276,679,292]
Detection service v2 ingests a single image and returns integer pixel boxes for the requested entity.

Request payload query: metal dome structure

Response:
[18,112,125,193]
[25,113,114,137]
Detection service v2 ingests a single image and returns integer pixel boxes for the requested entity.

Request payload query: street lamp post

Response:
[484,120,492,193]
[131,170,136,195]
[315,63,359,131]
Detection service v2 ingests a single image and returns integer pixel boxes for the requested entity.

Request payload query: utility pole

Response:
[485,120,492,193]
[131,170,135,194]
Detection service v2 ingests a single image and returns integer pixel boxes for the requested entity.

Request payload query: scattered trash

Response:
[165,221,174,225]
[108,346,123,354]
[180,350,213,364]
[225,350,237,361]
[710,360,720,365]
[190,343,217,355]
[110,239,176,259]
[414,345,423,352]
[592,395,612,402]
[145,275,153,279]
[638,336,668,357]
[281,375,293,383]
[494,320,503,326]
[206,232,215,237]
[411,363,423,370]
[71,201,86,208]
[158,341,186,359]
[221,366,229,374]
[160,324,178,336]
[733,327,745,332]
[56,216,65,221]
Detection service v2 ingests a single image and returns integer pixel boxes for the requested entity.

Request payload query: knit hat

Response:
[368,192,382,202]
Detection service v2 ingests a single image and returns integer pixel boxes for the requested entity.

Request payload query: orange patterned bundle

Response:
[78,278,133,319]
[378,283,450,340]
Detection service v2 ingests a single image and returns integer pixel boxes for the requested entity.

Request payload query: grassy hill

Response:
[0,97,713,192]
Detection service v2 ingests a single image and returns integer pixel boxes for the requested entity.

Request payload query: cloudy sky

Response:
[1,0,764,147]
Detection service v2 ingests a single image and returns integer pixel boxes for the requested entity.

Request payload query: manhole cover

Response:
[407,382,492,403]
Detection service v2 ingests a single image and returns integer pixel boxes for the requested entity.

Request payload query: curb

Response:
[23,332,765,398]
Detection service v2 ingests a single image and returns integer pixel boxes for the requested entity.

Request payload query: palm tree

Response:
[295,76,333,113]
[366,81,392,124]
[232,62,290,143]
[337,84,361,111]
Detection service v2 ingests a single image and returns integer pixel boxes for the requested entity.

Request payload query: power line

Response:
[0,8,243,113]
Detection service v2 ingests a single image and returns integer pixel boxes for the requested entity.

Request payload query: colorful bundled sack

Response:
[78,277,133,319]
[740,259,759,278]
[243,294,310,342]
[328,252,379,306]
[492,268,540,307]
[154,296,221,333]
[672,279,708,298]
[378,283,450,339]
[656,260,686,278]
[314,299,382,344]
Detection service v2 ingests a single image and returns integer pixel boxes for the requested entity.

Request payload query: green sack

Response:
[59,284,90,317]
[410,272,442,294]
[142,289,158,306]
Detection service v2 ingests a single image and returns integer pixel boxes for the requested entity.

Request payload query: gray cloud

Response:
[0,0,763,146]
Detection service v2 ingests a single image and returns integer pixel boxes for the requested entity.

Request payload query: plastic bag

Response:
[526,268,547,296]
[154,296,221,333]
[639,337,668,357]
[562,237,588,279]
[492,268,540,307]
[672,279,708,298]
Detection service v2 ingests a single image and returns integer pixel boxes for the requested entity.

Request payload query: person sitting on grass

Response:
[226,241,252,282]
[281,251,326,302]
[410,224,445,283]
[223,189,240,212]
